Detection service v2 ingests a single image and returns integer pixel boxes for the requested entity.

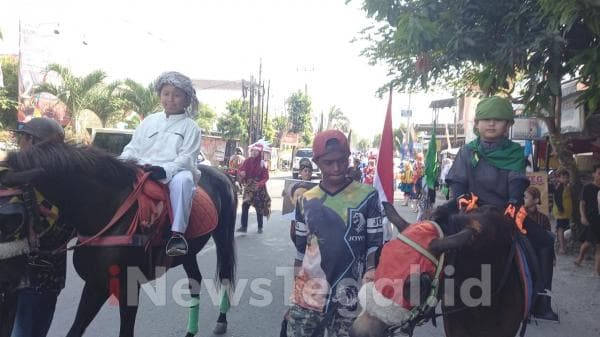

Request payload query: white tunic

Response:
[120,111,201,183]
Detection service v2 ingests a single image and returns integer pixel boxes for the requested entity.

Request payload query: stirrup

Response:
[166,233,188,257]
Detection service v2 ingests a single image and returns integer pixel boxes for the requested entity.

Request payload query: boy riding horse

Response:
[120,71,201,257]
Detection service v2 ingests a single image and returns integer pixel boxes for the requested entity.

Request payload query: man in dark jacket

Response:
[8,118,73,337]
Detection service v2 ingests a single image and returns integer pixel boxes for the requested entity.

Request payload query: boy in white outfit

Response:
[120,71,201,256]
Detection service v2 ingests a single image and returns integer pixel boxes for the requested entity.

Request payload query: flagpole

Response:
[374,85,394,241]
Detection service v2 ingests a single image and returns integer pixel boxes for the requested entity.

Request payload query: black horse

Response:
[1,142,237,337]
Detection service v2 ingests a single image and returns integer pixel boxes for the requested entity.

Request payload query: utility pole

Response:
[248,75,255,144]
[257,59,263,139]
[453,105,457,145]
[264,80,270,134]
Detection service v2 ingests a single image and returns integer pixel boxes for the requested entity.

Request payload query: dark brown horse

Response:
[0,142,237,337]
[350,201,526,337]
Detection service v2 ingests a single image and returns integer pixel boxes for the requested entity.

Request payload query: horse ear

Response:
[382,201,409,233]
[428,228,474,254]
[0,168,45,186]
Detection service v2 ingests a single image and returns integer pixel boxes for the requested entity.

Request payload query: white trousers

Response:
[168,170,195,234]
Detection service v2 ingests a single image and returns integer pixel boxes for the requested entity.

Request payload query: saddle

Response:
[78,171,218,250]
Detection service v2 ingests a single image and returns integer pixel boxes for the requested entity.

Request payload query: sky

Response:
[0,0,454,140]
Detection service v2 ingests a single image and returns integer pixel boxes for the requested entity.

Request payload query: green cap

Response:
[475,96,514,121]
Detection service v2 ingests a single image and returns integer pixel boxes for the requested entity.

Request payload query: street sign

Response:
[401,109,412,117]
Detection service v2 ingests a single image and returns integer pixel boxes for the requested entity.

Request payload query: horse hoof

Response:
[213,322,227,335]
[184,333,195,337]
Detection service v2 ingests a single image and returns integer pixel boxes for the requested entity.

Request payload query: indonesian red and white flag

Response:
[373,88,394,241]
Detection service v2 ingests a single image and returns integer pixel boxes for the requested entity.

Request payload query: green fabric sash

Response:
[467,137,525,172]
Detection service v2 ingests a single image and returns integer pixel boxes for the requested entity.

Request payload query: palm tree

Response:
[34,63,106,133]
[118,79,160,118]
[326,105,350,132]
[85,81,127,127]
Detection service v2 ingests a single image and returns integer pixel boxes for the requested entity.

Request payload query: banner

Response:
[18,21,70,125]
[281,179,317,219]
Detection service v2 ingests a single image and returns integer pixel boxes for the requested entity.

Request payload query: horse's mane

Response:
[431,201,513,244]
[5,142,138,187]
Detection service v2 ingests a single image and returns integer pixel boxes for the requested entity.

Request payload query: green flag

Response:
[425,121,438,189]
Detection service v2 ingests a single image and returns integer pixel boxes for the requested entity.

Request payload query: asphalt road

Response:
[47,171,600,336]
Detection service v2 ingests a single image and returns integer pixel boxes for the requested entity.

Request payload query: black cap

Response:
[12,118,65,142]
[299,158,313,170]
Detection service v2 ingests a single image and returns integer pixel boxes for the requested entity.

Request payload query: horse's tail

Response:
[212,172,237,288]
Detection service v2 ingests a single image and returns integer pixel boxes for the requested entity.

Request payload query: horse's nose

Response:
[350,311,389,337]
[349,315,375,337]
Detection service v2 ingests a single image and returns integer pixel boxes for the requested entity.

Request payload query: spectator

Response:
[237,142,271,234]
[362,160,375,185]
[574,164,600,277]
[552,169,573,254]
[439,157,453,200]
[398,161,414,206]
[523,186,558,321]
[347,157,363,182]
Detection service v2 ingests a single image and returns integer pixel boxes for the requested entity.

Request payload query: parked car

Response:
[90,128,211,167]
[292,148,321,179]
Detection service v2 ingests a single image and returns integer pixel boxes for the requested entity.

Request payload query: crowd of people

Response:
[4,69,600,337]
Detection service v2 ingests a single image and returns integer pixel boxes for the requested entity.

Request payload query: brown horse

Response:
[350,201,526,337]
[0,142,237,337]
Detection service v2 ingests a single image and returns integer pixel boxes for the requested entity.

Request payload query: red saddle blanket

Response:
[142,176,218,247]
[374,221,442,310]
[79,172,218,248]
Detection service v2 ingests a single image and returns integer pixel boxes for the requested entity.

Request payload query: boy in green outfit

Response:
[446,96,558,321]
[446,96,529,208]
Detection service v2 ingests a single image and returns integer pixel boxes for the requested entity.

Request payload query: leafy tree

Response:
[196,102,216,132]
[217,99,249,143]
[371,126,406,154]
[35,64,106,133]
[357,138,371,152]
[286,91,312,135]
[372,134,382,148]
[262,117,276,144]
[0,56,18,129]
[118,79,161,118]
[325,105,350,132]
[352,0,600,180]
[270,115,289,147]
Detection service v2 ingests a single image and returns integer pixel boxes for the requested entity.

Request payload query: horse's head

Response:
[351,201,514,337]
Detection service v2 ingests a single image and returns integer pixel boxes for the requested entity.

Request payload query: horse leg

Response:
[66,284,109,337]
[183,258,203,337]
[118,283,139,337]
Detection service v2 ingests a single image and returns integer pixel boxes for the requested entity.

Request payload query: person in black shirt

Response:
[574,164,600,276]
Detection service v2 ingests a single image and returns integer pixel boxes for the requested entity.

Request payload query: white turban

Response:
[154,71,199,118]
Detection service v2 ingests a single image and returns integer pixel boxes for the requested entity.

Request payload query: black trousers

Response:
[525,221,555,290]
[241,202,263,229]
